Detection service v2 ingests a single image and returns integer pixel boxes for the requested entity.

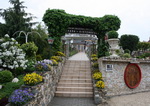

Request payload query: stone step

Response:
[64,66,90,68]
[64,64,90,66]
[63,70,91,72]
[62,73,91,76]
[55,91,93,97]
[57,87,93,92]
[61,75,91,79]
[58,83,93,87]
[59,79,92,83]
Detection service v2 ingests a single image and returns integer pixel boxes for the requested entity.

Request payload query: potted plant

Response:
[106,30,120,58]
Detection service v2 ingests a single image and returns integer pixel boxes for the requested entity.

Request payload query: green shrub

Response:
[51,56,62,62]
[24,61,36,73]
[91,54,97,58]
[115,49,120,54]
[122,53,131,58]
[51,59,58,66]
[93,69,99,73]
[14,67,24,76]
[0,70,14,83]
[36,55,43,61]
[55,51,65,57]
[124,49,130,54]
[140,53,150,58]
[0,75,24,99]
[21,42,38,61]
[107,30,118,39]
[92,63,99,68]
[91,57,98,62]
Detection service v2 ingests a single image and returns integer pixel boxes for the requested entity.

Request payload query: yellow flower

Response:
[56,51,66,57]
[92,72,102,80]
[23,73,43,86]
[96,81,105,89]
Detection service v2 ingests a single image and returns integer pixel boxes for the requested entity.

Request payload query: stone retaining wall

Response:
[98,58,150,97]
[24,62,65,106]
[6,61,65,106]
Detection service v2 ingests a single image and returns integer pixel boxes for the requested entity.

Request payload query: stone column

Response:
[66,39,70,58]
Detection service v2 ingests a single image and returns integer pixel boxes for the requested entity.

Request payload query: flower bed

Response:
[4,58,65,106]
[0,34,66,106]
[91,54,106,105]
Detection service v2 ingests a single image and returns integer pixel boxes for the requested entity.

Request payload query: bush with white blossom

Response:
[0,34,28,70]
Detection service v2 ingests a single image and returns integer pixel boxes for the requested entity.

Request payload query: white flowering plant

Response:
[0,34,28,70]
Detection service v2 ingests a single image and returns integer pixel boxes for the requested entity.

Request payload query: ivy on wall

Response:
[43,9,121,57]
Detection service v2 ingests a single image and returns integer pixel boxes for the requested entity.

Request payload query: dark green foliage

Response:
[29,23,50,57]
[41,47,52,59]
[0,23,7,37]
[36,55,43,61]
[43,9,121,57]
[120,34,139,53]
[69,48,78,57]
[107,30,119,39]
[0,70,14,83]
[124,49,131,54]
[14,67,24,76]
[122,53,131,58]
[92,69,99,74]
[21,42,38,61]
[137,53,150,59]
[92,63,99,68]
[0,0,36,40]
[24,61,36,73]
[0,75,24,99]
[98,40,109,57]
[137,42,150,51]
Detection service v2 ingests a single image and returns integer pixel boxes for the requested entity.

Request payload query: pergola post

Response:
[66,39,70,59]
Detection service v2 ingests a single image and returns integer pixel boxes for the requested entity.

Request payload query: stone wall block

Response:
[21,59,66,106]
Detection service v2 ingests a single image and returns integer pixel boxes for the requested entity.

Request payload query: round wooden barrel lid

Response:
[124,63,142,89]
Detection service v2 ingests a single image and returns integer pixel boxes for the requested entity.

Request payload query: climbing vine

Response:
[43,9,121,57]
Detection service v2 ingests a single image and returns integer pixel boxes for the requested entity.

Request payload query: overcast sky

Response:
[0,0,150,41]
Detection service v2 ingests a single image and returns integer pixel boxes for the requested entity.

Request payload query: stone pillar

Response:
[66,40,70,58]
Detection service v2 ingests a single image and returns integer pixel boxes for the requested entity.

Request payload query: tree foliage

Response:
[43,9,121,57]
[0,23,7,38]
[29,23,51,58]
[120,34,139,53]
[0,0,36,38]
[137,42,150,51]
[107,30,119,39]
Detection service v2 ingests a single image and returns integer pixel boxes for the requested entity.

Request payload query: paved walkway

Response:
[69,52,89,61]
[98,91,150,106]
[48,52,96,106]
[49,97,96,106]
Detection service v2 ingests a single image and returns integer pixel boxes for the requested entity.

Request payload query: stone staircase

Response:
[55,60,93,97]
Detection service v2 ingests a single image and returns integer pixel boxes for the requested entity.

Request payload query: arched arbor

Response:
[43,9,121,57]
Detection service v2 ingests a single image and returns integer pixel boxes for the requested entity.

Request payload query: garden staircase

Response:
[55,60,93,97]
